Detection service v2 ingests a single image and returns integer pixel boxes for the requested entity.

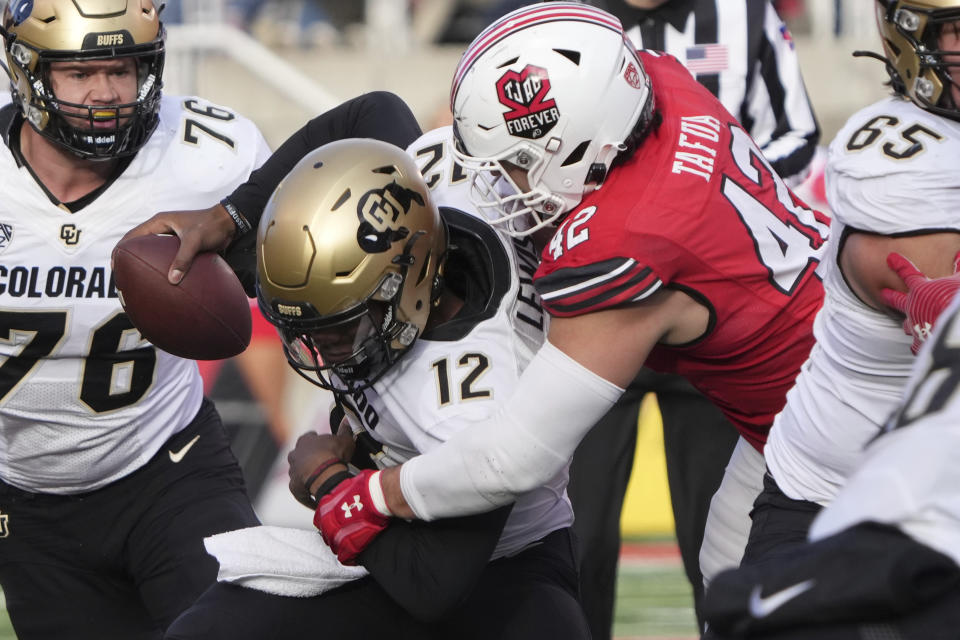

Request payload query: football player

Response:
[727,0,960,579]
[164,136,590,640]
[122,0,825,615]
[308,1,830,590]
[0,1,269,637]
[702,297,960,640]
[568,2,821,634]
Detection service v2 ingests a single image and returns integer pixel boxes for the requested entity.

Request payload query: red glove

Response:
[314,469,391,565]
[881,252,960,355]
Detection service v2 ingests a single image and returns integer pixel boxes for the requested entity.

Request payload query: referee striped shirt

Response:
[601,0,820,183]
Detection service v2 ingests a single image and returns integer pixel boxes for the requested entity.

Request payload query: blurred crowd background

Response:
[160,0,872,48]
[156,0,887,530]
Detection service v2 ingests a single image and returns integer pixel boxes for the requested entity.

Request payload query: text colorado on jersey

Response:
[0,265,119,298]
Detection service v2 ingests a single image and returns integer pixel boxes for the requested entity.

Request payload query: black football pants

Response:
[0,398,260,640]
[703,522,960,640]
[165,527,591,640]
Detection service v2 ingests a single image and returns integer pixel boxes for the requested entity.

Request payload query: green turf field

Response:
[614,561,698,639]
[0,592,11,640]
[0,546,698,639]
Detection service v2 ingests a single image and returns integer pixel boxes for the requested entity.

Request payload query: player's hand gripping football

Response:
[117,203,241,285]
[315,469,392,565]
[881,251,960,354]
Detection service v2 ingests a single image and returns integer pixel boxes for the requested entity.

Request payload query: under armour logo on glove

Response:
[341,495,364,517]
[881,251,960,355]
[912,322,933,343]
[315,469,392,565]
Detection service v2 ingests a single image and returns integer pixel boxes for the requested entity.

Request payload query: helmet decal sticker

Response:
[624,62,643,89]
[82,31,132,49]
[9,0,33,26]
[356,181,424,253]
[496,65,560,140]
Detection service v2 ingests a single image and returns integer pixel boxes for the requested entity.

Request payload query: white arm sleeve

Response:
[399,340,624,521]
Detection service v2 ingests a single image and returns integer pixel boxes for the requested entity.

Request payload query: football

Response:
[113,234,252,360]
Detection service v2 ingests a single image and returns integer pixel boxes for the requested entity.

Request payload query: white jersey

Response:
[810,293,960,567]
[339,127,572,558]
[765,96,960,505]
[0,96,270,494]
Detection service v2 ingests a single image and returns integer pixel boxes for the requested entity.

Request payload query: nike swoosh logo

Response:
[169,435,201,463]
[748,579,815,619]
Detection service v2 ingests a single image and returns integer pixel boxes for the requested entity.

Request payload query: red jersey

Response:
[533,52,829,450]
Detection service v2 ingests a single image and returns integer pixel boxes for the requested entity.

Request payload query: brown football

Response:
[112,234,252,360]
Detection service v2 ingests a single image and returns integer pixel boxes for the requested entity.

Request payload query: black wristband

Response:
[220,198,252,236]
[314,470,354,500]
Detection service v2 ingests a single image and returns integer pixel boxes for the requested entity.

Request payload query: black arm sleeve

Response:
[357,505,513,623]
[228,91,421,227]
[221,91,422,294]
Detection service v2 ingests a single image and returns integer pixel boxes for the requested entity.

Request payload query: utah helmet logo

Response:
[356,181,424,253]
[496,65,560,140]
[624,62,643,89]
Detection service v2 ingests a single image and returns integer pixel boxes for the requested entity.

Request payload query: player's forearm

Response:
[382,340,624,520]
[359,505,512,621]
[226,91,421,229]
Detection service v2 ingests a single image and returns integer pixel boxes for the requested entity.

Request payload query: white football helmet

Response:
[450,2,654,236]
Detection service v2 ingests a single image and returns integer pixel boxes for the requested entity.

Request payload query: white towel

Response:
[204,525,369,597]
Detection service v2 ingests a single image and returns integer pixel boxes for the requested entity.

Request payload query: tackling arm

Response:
[385,288,705,520]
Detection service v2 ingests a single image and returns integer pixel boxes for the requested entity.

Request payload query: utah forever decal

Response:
[496,65,560,140]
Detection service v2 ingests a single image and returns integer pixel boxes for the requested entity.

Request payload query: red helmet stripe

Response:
[450,3,623,109]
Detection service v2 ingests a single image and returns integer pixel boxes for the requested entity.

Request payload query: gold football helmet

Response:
[257,138,448,394]
[876,0,960,119]
[0,0,165,158]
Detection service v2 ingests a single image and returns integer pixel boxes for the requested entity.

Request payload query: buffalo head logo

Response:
[356,181,424,253]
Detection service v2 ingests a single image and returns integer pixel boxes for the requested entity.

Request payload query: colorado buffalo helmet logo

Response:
[496,65,561,140]
[355,181,424,253]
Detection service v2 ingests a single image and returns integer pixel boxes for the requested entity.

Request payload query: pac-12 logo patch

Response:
[496,65,560,140]
[0,223,12,253]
